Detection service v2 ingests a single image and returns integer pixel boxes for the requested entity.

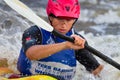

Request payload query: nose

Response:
[61,19,67,25]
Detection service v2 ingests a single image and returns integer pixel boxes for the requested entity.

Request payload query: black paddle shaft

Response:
[86,45,120,70]
[53,30,120,70]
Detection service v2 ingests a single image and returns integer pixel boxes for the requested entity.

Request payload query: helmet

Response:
[46,0,80,18]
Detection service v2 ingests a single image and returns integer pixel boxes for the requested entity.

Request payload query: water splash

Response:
[0,0,120,80]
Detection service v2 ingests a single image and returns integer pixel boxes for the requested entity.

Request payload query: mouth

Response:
[59,29,66,33]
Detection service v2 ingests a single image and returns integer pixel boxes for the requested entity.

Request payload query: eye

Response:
[57,17,63,21]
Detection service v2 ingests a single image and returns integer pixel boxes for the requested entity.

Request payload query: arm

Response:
[22,26,85,60]
[26,42,68,60]
[74,31,103,75]
[75,49,103,75]
[75,47,100,72]
[22,26,67,60]
[27,34,85,60]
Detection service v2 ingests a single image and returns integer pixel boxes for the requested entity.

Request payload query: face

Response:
[49,16,76,34]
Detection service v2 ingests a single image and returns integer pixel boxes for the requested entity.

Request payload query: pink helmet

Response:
[46,0,80,18]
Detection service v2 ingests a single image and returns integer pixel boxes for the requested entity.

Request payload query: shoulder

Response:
[22,26,42,52]
[22,25,42,44]
[22,25,42,38]
[23,25,41,35]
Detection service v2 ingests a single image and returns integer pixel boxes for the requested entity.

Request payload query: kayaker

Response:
[17,0,103,80]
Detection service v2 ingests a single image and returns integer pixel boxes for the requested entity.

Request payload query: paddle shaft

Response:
[86,45,120,70]
[53,30,120,70]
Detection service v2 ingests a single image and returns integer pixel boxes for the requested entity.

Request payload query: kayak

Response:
[2,75,58,80]
[0,67,13,75]
[0,67,58,80]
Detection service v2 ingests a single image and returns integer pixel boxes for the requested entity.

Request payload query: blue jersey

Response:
[17,26,77,80]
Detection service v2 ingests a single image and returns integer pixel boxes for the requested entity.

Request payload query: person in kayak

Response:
[17,0,103,80]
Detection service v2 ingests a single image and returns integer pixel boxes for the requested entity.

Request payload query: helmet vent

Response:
[75,1,79,5]
[65,6,70,11]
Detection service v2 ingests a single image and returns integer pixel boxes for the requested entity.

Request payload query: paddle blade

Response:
[4,0,53,32]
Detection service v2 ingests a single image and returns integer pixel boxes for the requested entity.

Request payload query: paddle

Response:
[4,0,120,70]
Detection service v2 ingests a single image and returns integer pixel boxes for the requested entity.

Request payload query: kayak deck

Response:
[0,67,58,80]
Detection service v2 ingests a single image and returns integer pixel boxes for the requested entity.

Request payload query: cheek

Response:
[67,23,73,29]
[51,20,59,27]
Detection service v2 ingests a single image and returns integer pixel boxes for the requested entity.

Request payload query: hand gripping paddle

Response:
[4,0,120,70]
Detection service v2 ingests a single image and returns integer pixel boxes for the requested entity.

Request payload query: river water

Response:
[0,0,120,80]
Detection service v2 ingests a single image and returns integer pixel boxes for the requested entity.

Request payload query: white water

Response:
[0,0,120,80]
[74,32,120,80]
